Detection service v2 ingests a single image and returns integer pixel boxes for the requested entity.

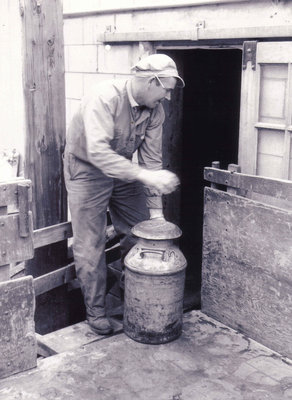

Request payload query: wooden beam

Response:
[100,25,292,43]
[64,0,250,18]
[204,167,292,201]
[34,262,76,296]
[33,222,73,249]
[33,222,118,249]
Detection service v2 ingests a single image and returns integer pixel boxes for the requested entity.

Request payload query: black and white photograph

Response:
[0,0,292,398]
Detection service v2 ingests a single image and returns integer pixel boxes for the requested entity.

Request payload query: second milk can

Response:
[123,219,187,344]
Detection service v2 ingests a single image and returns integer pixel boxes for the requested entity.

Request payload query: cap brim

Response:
[174,75,185,88]
[155,73,185,88]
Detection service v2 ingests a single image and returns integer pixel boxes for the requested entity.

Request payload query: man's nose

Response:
[165,92,171,101]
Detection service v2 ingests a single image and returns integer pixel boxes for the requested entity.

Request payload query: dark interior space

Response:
[164,48,242,307]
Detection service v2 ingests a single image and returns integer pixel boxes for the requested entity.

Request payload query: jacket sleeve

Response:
[82,94,143,181]
[137,104,165,209]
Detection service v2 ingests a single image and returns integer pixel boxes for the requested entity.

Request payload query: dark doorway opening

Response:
[161,48,242,308]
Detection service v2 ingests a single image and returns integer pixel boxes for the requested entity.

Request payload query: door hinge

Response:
[242,41,257,71]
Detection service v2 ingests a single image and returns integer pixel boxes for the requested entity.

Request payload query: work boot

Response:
[88,316,113,335]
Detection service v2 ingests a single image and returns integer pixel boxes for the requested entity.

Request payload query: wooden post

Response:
[211,161,220,189]
[227,163,241,195]
[21,0,68,334]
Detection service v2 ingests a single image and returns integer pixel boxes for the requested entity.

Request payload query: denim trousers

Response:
[64,152,149,319]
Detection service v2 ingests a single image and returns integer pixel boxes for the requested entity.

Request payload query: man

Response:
[64,53,185,335]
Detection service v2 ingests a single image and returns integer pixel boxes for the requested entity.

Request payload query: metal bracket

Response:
[242,41,257,71]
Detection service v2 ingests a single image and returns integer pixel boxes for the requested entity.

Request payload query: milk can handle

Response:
[140,248,166,261]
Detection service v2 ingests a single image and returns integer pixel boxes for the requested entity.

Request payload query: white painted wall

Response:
[63,0,292,128]
[63,14,143,128]
[0,0,25,178]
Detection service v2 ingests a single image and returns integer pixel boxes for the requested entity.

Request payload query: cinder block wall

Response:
[63,16,142,128]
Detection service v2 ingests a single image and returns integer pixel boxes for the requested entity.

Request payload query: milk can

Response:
[123,219,187,344]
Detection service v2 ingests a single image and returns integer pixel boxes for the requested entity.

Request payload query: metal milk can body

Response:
[123,219,187,344]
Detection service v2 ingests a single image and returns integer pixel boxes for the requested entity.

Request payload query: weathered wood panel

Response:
[21,0,68,334]
[0,179,32,213]
[0,276,36,379]
[201,187,292,358]
[204,167,292,200]
[22,0,66,230]
[34,262,76,296]
[33,221,73,249]
[0,213,33,265]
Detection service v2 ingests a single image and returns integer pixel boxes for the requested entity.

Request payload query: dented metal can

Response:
[123,219,187,344]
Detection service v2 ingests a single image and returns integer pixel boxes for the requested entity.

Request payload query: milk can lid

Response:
[131,219,182,240]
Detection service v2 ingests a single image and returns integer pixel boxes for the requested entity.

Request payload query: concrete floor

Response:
[1,310,292,400]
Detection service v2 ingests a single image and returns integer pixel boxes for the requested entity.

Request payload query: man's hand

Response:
[137,169,180,195]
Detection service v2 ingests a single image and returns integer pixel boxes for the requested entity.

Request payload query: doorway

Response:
[161,48,242,307]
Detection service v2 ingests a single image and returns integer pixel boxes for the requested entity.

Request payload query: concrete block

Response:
[67,45,98,73]
[64,46,69,72]
[65,99,81,128]
[83,15,114,44]
[97,44,137,74]
[63,18,83,45]
[83,73,108,93]
[65,73,84,99]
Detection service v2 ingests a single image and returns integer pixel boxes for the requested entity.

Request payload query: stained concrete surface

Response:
[1,310,292,400]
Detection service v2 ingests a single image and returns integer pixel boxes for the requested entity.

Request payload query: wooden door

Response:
[238,41,292,179]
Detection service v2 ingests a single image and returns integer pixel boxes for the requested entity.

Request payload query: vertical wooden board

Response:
[22,0,66,230]
[0,180,31,213]
[0,276,37,378]
[22,0,70,334]
[0,214,33,265]
[201,187,292,359]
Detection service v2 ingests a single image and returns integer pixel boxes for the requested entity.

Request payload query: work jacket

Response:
[65,78,164,208]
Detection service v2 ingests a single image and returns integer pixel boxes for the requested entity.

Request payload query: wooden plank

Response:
[33,221,73,249]
[0,276,37,379]
[34,247,122,296]
[226,164,241,195]
[18,182,31,238]
[0,213,34,265]
[0,179,31,213]
[36,318,123,354]
[34,262,76,296]
[36,333,57,358]
[33,222,117,249]
[204,167,292,201]
[211,161,220,189]
[100,25,292,43]
[201,187,292,359]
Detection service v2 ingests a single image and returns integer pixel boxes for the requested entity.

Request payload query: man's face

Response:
[143,76,177,108]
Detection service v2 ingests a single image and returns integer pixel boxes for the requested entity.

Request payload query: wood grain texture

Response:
[201,187,292,358]
[0,214,33,265]
[0,276,36,379]
[22,0,66,229]
[21,0,68,334]
[0,180,31,213]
